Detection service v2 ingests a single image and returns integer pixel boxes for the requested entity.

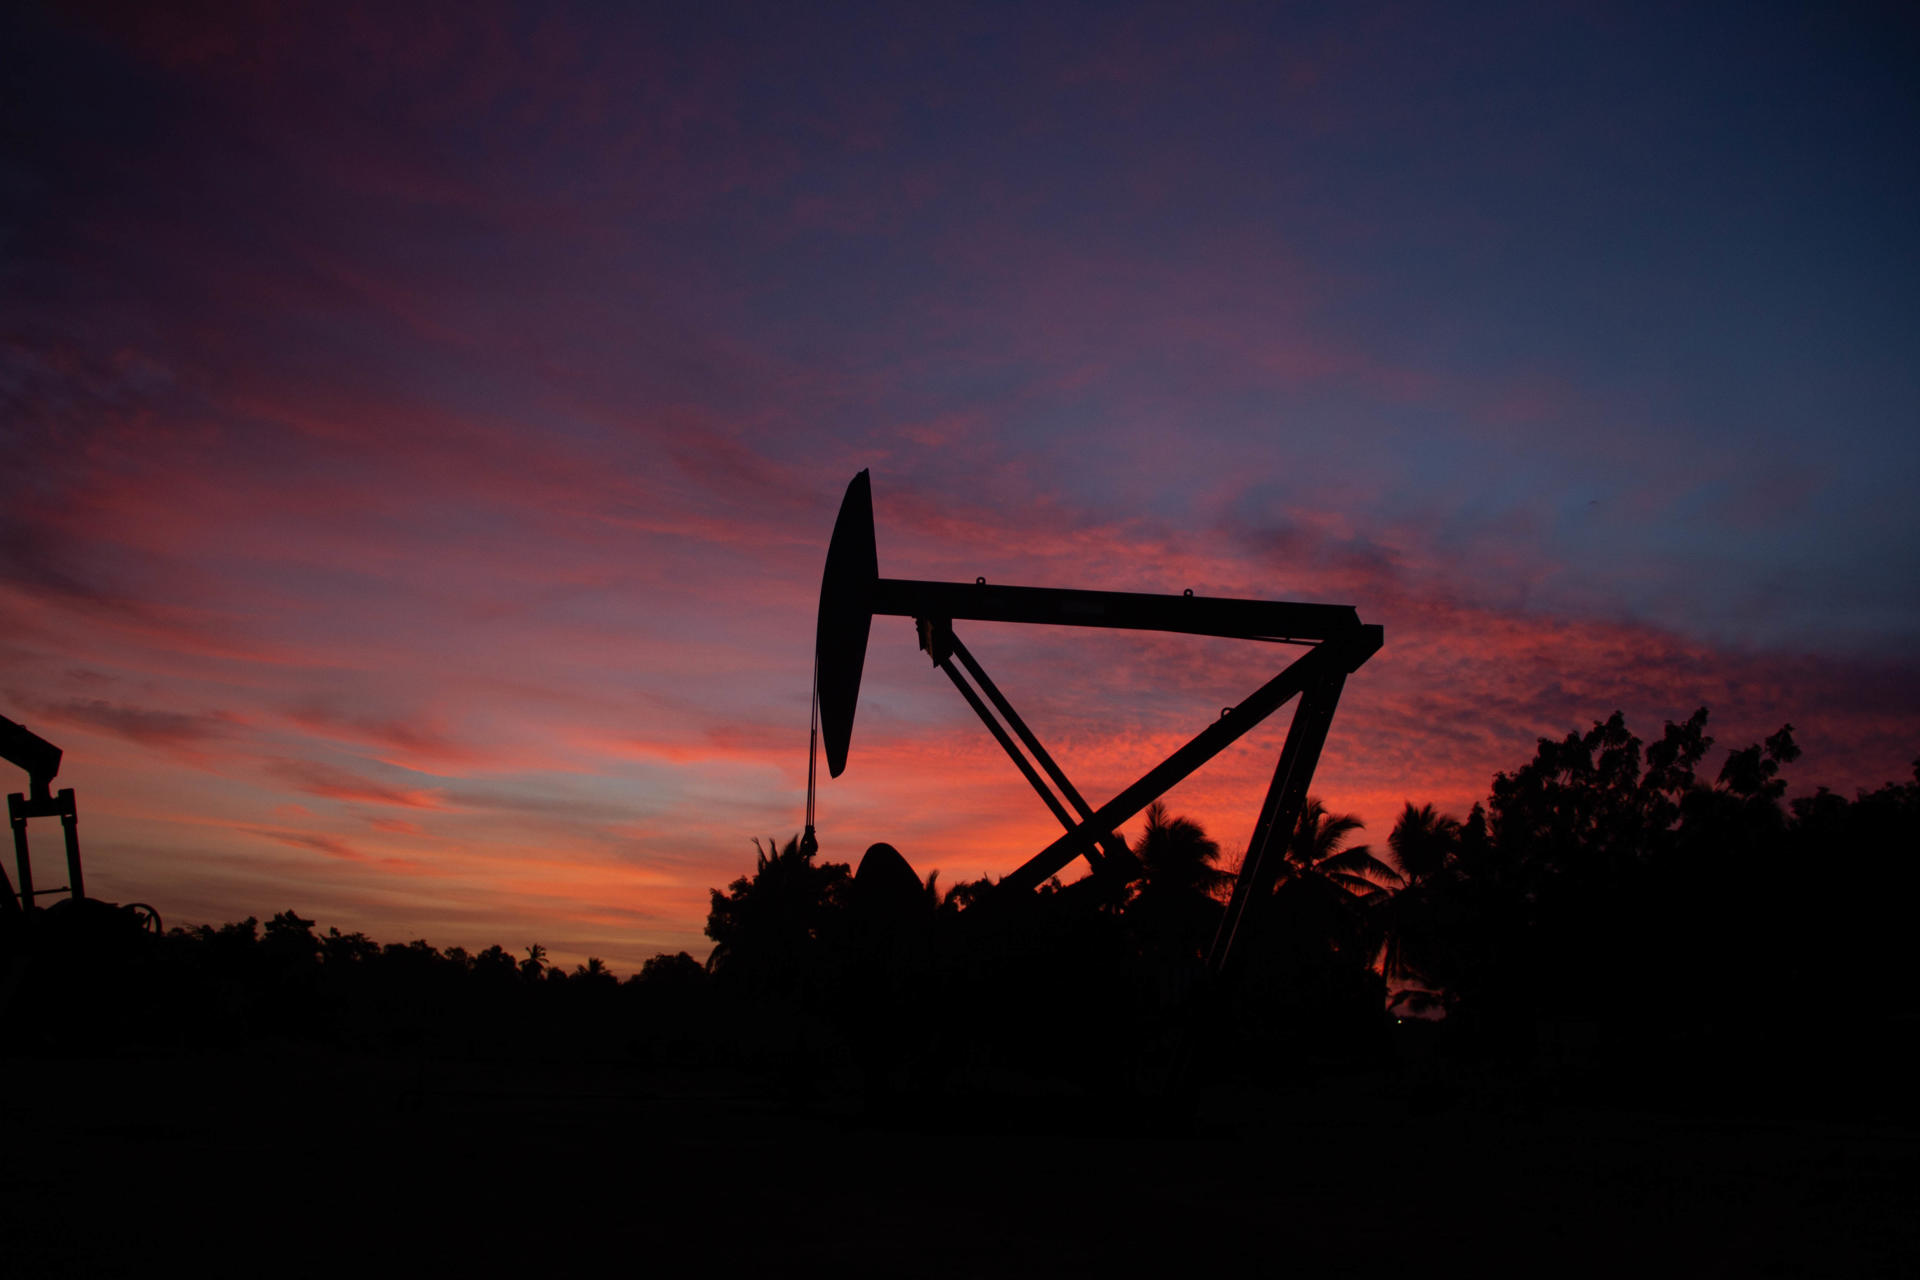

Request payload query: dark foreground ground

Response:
[4,1046,1915,1278]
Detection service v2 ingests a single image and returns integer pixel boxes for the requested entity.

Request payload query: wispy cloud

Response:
[261,759,447,811]
[5,695,242,749]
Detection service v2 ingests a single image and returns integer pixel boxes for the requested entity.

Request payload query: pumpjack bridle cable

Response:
[803,652,819,855]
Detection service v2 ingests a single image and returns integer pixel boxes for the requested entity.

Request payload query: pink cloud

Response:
[3,694,244,748]
[261,759,447,810]
[255,828,373,863]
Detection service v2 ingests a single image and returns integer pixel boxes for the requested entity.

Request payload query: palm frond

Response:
[1316,844,1402,886]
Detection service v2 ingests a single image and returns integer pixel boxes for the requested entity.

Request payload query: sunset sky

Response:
[5,2,1916,971]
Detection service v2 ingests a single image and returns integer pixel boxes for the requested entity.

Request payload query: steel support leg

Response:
[995,633,1365,897]
[1207,673,1347,973]
[9,794,33,914]
[0,814,20,917]
[58,790,82,903]
[947,632,1130,870]
[936,654,1094,864]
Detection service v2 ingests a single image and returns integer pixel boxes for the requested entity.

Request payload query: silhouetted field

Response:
[7,1043,1916,1276]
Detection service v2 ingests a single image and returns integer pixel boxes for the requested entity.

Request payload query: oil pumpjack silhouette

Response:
[808,470,1382,972]
[2,712,160,932]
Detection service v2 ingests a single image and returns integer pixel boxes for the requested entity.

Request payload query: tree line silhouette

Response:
[16,705,1915,1116]
[693,704,1920,1110]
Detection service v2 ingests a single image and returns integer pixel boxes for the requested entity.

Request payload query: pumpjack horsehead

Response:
[804,471,1381,972]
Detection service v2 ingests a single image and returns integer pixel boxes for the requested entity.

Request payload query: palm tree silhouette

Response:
[1282,798,1399,895]
[1266,797,1401,959]
[1128,801,1230,962]
[1133,801,1232,900]
[574,956,615,986]
[1387,802,1460,888]
[1380,802,1463,996]
[520,943,547,980]
[704,833,851,992]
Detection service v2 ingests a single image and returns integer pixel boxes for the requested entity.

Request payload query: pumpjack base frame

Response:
[2,713,86,916]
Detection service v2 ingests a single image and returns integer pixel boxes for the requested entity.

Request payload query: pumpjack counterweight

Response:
[809,469,1381,973]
